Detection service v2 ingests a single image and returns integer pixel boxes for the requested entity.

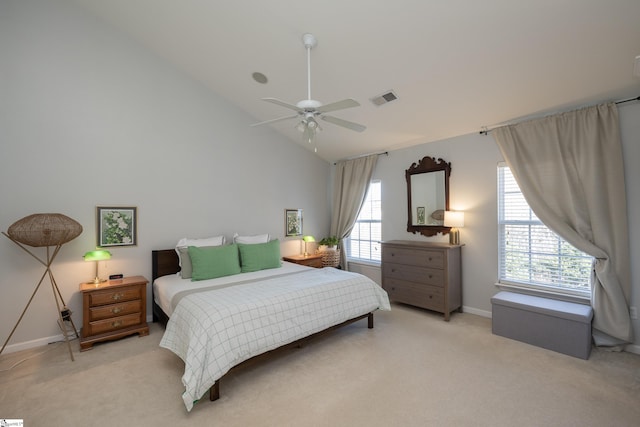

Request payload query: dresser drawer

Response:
[89,285,142,306]
[382,246,444,269]
[383,278,444,312]
[384,262,445,287]
[87,313,142,336]
[89,300,142,321]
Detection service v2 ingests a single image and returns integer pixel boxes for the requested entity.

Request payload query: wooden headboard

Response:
[152,249,180,282]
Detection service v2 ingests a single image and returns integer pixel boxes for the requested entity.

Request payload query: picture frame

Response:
[417,206,426,225]
[285,208,303,237]
[97,206,137,247]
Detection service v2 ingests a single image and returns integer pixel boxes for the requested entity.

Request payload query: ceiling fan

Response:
[251,33,366,151]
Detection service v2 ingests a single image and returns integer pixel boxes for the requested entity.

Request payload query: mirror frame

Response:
[406,156,452,237]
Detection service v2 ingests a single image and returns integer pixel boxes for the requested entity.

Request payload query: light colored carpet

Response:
[1,303,639,427]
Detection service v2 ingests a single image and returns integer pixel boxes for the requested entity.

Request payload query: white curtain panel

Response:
[493,103,632,346]
[330,154,378,270]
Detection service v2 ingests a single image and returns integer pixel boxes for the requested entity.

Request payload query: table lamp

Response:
[444,211,464,245]
[302,235,315,257]
[84,250,112,284]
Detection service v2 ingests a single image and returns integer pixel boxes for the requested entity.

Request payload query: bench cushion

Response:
[491,291,593,323]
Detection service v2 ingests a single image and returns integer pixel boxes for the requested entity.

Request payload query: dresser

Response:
[79,276,149,351]
[381,241,462,321]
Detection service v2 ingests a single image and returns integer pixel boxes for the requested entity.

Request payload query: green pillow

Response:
[238,239,282,273]
[188,244,241,281]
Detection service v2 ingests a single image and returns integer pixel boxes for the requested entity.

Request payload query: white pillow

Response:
[233,233,270,244]
[175,235,226,268]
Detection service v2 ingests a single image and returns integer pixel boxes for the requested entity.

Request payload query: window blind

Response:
[498,166,593,295]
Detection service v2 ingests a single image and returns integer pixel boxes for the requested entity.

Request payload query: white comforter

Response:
[159,266,390,411]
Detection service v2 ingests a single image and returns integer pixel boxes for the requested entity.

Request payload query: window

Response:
[346,180,381,263]
[498,165,593,296]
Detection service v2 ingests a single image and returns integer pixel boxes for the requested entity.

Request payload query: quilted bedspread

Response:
[159,267,390,411]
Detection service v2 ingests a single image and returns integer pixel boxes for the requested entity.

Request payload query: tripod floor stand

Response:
[1,214,82,362]
[1,235,80,361]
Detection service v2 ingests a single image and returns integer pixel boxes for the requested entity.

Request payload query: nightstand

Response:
[79,275,149,351]
[283,253,324,268]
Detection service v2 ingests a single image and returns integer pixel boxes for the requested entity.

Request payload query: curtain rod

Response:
[479,95,640,135]
[333,151,388,165]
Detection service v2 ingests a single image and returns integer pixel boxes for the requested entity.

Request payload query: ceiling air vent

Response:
[370,90,398,106]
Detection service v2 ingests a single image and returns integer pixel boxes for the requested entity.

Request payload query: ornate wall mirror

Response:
[406,156,451,237]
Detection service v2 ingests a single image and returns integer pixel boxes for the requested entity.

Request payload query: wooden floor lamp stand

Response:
[1,233,81,361]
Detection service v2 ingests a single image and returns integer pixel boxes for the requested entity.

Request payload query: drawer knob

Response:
[428,257,432,261]
[111,320,122,328]
[112,307,123,314]
[428,274,433,279]
[112,293,124,301]
[391,269,396,273]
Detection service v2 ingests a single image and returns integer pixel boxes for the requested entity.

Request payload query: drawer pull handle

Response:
[112,293,124,301]
[111,320,122,328]
[428,257,432,261]
[112,307,123,314]
[428,275,433,279]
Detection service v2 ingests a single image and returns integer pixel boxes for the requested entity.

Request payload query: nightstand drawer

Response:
[88,313,142,336]
[89,286,141,306]
[89,300,142,321]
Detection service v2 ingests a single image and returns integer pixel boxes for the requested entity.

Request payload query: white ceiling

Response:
[73,0,640,163]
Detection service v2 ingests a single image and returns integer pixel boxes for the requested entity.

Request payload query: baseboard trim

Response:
[2,333,68,354]
[463,306,492,318]
[624,344,640,355]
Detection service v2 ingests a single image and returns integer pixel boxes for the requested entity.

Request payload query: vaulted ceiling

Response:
[73,0,640,162]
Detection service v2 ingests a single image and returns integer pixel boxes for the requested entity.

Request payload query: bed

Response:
[151,246,390,411]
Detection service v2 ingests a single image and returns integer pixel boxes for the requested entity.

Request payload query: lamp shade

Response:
[83,250,112,262]
[302,235,316,243]
[7,213,82,247]
[444,211,465,228]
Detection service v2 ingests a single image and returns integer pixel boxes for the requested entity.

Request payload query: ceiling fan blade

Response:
[251,114,298,127]
[316,98,360,113]
[321,115,366,132]
[261,98,302,112]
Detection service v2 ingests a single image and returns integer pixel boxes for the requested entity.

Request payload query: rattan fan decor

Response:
[7,213,82,247]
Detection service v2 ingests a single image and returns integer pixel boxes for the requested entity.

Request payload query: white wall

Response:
[374,133,502,318]
[0,0,331,352]
[371,104,640,349]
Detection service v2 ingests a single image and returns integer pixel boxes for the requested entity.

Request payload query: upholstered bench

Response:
[491,291,593,359]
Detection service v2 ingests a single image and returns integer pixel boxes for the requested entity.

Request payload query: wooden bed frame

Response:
[151,249,374,403]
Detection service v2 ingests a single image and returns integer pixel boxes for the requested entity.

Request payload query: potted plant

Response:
[318,236,339,251]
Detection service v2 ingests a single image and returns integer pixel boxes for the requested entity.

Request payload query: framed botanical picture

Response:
[97,206,137,247]
[285,208,303,237]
